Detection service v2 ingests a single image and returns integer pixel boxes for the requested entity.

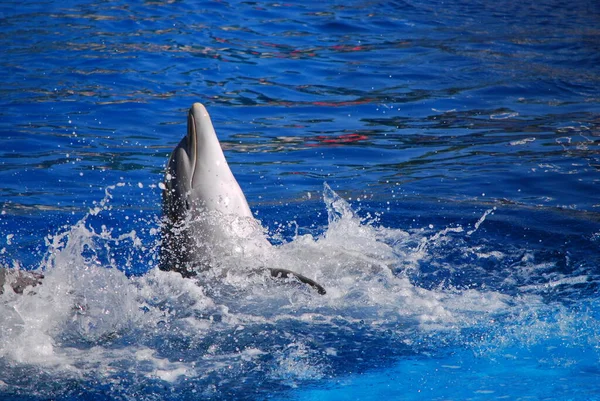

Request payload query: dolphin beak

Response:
[186,103,222,190]
[187,106,199,187]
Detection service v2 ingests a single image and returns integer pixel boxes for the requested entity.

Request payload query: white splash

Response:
[0,183,587,399]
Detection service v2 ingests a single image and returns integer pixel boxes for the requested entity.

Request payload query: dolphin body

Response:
[159,103,325,295]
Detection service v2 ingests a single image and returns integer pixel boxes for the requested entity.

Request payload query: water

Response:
[1,0,599,399]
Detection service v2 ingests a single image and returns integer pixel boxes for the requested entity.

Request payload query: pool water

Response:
[1,0,599,400]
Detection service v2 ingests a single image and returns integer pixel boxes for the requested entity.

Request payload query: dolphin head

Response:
[162,103,252,224]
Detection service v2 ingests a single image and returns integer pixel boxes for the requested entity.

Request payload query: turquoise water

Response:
[1,0,600,400]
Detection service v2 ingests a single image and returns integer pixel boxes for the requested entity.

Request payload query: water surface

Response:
[1,0,599,400]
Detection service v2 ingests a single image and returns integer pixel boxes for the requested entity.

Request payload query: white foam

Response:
[0,183,583,394]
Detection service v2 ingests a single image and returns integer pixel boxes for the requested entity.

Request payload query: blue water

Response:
[1,0,600,400]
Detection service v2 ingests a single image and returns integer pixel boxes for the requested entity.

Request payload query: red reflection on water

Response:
[330,45,365,52]
[308,133,369,146]
[312,98,373,107]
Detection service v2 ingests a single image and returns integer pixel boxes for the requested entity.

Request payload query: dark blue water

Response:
[1,0,600,400]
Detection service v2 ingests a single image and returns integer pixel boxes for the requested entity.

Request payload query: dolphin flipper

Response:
[269,268,326,295]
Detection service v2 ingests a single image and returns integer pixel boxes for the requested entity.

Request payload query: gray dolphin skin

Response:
[159,103,326,295]
[159,102,258,278]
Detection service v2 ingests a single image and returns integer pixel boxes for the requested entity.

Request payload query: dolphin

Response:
[0,104,325,296]
[159,103,325,295]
